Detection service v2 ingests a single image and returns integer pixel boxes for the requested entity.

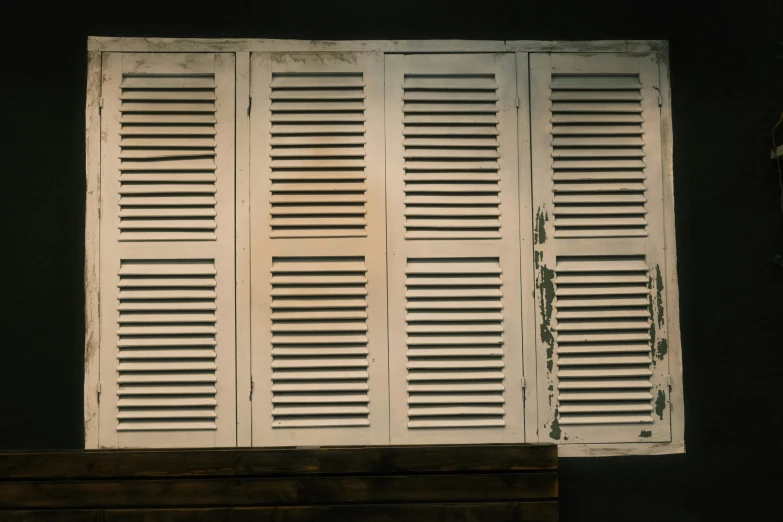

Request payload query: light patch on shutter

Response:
[269,73,368,238]
[271,257,370,428]
[117,259,218,431]
[554,255,654,425]
[402,75,502,239]
[550,74,648,238]
[405,258,506,428]
[119,75,218,241]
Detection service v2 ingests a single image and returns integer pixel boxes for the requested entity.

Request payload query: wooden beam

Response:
[0,473,557,509]
[87,37,665,54]
[0,444,557,479]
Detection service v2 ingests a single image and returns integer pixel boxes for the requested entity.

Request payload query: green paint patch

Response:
[639,430,652,438]
[549,408,561,440]
[655,390,666,420]
[534,208,547,245]
[657,339,668,361]
[534,250,543,270]
[537,265,556,373]
[656,265,665,328]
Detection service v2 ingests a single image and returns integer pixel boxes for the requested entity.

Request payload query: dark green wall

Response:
[1,1,782,520]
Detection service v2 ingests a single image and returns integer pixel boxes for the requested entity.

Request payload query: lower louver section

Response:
[405,258,506,429]
[116,259,218,431]
[554,255,654,426]
[270,257,371,428]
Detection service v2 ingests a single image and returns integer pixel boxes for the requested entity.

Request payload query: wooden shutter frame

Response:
[85,40,684,457]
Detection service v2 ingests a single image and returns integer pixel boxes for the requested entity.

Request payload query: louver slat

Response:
[550,74,648,239]
[270,257,371,428]
[554,255,655,426]
[119,74,219,241]
[405,258,506,429]
[403,74,502,240]
[116,260,219,432]
[269,73,368,238]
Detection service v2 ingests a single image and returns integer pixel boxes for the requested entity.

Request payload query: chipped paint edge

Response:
[88,37,667,54]
[658,47,685,448]
[558,440,685,458]
[84,50,101,449]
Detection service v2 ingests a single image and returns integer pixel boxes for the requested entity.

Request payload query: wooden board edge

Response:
[558,440,685,457]
[657,48,686,446]
[87,36,666,54]
[84,50,101,450]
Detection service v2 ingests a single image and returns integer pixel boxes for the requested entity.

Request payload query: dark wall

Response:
[2,1,782,520]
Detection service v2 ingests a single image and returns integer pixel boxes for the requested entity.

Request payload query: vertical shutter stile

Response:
[250,52,389,446]
[530,53,672,444]
[386,54,525,444]
[99,53,237,448]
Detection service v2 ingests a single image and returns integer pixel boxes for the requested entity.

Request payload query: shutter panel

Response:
[99,53,236,448]
[530,53,671,443]
[250,52,389,446]
[386,54,525,444]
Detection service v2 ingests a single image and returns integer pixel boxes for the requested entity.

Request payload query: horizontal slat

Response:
[551,113,643,124]
[271,147,365,158]
[270,89,365,100]
[117,337,216,348]
[270,113,365,123]
[403,125,499,136]
[406,300,502,310]
[121,113,217,124]
[558,391,653,401]
[272,394,369,404]
[117,397,217,408]
[121,102,216,113]
[407,371,504,381]
[117,385,216,395]
[119,196,216,206]
[408,406,504,416]
[558,415,653,425]
[556,343,651,354]
[551,75,642,90]
[271,135,366,146]
[556,309,650,320]
[404,91,499,101]
[406,335,503,346]
[408,394,504,404]
[271,123,365,134]
[272,406,370,416]
[557,355,652,366]
[404,77,497,90]
[551,90,643,101]
[117,325,217,335]
[409,419,505,428]
[405,195,500,204]
[407,348,504,357]
[117,349,216,359]
[272,358,369,369]
[557,368,653,378]
[271,101,365,112]
[551,102,641,113]
[559,403,653,413]
[272,310,367,320]
[118,312,216,323]
[117,421,217,431]
[271,75,364,88]
[408,383,505,392]
[121,76,216,89]
[272,382,369,392]
[408,360,504,369]
[407,311,503,322]
[403,103,499,113]
[271,370,369,380]
[272,347,369,356]
[403,114,498,125]
[552,136,644,146]
[551,124,643,136]
[273,298,367,309]
[558,379,653,389]
[555,319,651,330]
[554,229,648,238]
[117,373,217,384]
[406,288,502,299]
[117,409,216,419]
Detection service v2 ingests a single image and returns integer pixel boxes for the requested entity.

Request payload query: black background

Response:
[1,1,782,520]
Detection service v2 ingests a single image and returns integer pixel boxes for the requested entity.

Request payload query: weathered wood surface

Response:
[0,444,556,479]
[0,445,558,521]
[1,503,559,522]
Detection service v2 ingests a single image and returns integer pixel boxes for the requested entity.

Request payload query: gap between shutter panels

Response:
[270,257,371,428]
[553,255,655,426]
[403,74,502,239]
[116,259,218,431]
[269,73,368,238]
[405,258,506,428]
[550,74,649,238]
[118,75,219,241]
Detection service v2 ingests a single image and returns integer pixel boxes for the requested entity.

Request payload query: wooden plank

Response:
[0,511,103,522]
[0,473,557,509]
[0,445,556,479]
[83,50,102,450]
[99,503,559,521]
[88,35,663,54]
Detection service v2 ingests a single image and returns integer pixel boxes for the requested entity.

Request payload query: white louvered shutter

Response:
[386,54,525,444]
[98,53,236,448]
[530,53,672,444]
[249,52,389,446]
